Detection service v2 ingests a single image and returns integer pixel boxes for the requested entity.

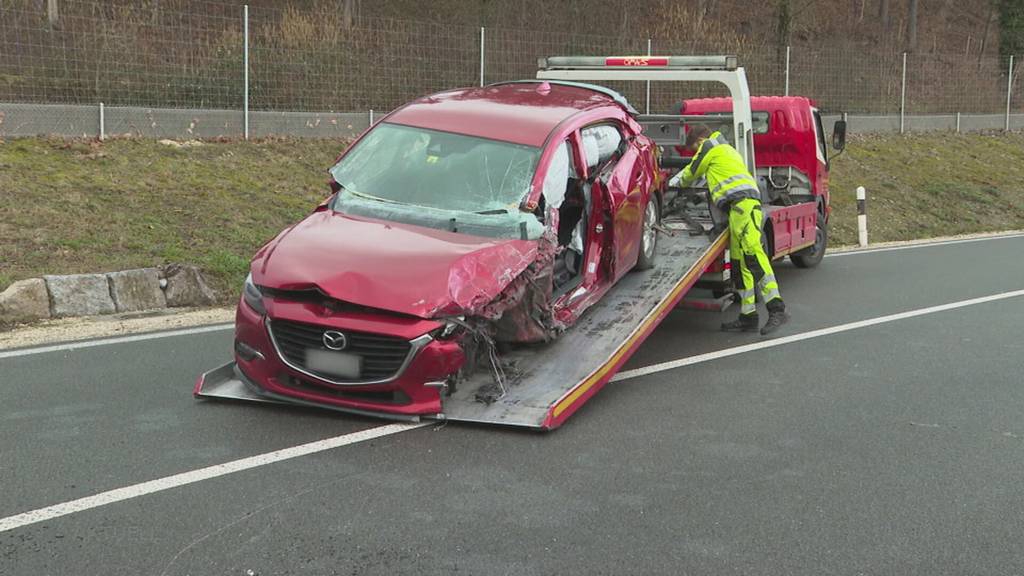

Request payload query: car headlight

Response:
[431,317,465,340]
[243,272,266,315]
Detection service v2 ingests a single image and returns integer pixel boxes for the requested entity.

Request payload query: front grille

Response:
[268,319,412,383]
[278,373,411,405]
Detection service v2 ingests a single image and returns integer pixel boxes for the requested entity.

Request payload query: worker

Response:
[670,124,788,335]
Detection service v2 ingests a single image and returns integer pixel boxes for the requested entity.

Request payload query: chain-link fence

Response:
[0,0,1021,138]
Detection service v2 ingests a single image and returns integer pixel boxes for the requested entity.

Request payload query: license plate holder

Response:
[306,349,362,380]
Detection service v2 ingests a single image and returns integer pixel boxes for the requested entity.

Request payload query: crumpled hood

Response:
[252,210,539,318]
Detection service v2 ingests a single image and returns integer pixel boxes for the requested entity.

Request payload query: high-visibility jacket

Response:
[677,131,760,210]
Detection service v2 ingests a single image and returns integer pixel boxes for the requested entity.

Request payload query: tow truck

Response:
[195,55,845,430]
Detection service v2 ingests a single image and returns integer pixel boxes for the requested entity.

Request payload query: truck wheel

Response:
[791,212,827,268]
[634,195,660,270]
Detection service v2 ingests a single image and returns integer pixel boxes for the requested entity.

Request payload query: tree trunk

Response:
[342,0,356,29]
[776,0,792,47]
[47,0,59,26]
[880,0,890,29]
[978,0,996,67]
[907,0,918,51]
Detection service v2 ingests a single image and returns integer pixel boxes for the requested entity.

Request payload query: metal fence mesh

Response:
[0,0,242,108]
[0,0,1021,136]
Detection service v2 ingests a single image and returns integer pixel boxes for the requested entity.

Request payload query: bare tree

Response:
[776,0,792,47]
[907,0,918,51]
[880,0,891,29]
[47,0,59,26]
[978,0,996,65]
[342,0,358,29]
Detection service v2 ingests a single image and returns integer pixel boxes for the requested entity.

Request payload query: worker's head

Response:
[684,124,712,152]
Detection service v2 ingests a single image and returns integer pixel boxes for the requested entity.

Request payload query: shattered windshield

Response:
[329,122,540,213]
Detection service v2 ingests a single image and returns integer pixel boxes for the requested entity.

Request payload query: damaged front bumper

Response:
[193,361,433,422]
[221,296,465,417]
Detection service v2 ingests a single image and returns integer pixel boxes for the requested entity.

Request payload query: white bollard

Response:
[856,186,868,247]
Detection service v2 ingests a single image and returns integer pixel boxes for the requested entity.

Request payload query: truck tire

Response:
[634,194,660,270]
[791,212,827,268]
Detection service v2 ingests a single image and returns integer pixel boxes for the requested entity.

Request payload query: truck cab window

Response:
[812,110,828,165]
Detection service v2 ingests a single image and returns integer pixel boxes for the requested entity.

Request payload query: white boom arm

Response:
[536,56,756,173]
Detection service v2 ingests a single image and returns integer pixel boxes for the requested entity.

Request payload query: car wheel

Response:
[791,211,827,268]
[635,195,660,270]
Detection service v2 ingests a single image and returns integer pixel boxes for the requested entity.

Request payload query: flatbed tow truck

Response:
[195,55,840,430]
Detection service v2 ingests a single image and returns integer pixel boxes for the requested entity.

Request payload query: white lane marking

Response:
[0,323,233,360]
[4,288,1023,533]
[827,231,1024,258]
[0,422,429,534]
[612,288,1024,382]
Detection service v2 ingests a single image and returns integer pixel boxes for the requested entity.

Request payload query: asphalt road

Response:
[3,235,1024,575]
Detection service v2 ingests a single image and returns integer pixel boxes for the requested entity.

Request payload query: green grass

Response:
[828,132,1024,245]
[2,133,1023,302]
[0,137,344,301]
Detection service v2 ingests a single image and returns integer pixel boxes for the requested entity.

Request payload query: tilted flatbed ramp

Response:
[196,228,727,429]
[443,230,726,429]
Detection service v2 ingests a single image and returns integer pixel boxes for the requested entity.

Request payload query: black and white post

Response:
[857,186,868,247]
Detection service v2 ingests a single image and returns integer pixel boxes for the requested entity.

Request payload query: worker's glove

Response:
[667,173,684,189]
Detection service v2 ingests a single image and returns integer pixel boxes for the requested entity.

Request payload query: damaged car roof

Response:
[385,82,624,147]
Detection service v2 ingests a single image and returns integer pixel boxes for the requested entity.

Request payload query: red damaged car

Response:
[231,81,663,417]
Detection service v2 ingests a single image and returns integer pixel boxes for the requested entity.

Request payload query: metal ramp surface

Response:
[442,229,726,429]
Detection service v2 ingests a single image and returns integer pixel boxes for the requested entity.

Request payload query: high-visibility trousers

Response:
[729,198,783,316]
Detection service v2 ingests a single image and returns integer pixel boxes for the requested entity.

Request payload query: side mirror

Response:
[832,119,847,151]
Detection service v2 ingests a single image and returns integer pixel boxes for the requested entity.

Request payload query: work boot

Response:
[760,299,789,335]
[721,313,759,332]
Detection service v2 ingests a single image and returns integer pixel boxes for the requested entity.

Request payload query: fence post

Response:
[645,38,652,114]
[956,111,961,133]
[99,102,105,141]
[784,45,790,96]
[900,52,907,134]
[1006,55,1015,132]
[369,109,374,126]
[479,27,485,87]
[243,4,250,140]
[857,186,868,247]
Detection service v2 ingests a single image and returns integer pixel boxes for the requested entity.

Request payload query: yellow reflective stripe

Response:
[764,288,781,301]
[711,174,757,196]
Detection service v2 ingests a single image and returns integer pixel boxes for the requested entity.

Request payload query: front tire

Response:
[635,195,660,270]
[791,212,827,268]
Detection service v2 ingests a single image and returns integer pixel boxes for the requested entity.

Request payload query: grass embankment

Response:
[828,132,1024,244]
[2,133,1023,299]
[0,138,342,299]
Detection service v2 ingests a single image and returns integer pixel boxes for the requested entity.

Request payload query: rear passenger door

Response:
[581,123,645,281]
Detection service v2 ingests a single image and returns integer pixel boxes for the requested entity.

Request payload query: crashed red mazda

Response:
[228,81,663,417]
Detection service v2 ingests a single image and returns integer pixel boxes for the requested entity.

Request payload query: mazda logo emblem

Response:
[322,330,348,351]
